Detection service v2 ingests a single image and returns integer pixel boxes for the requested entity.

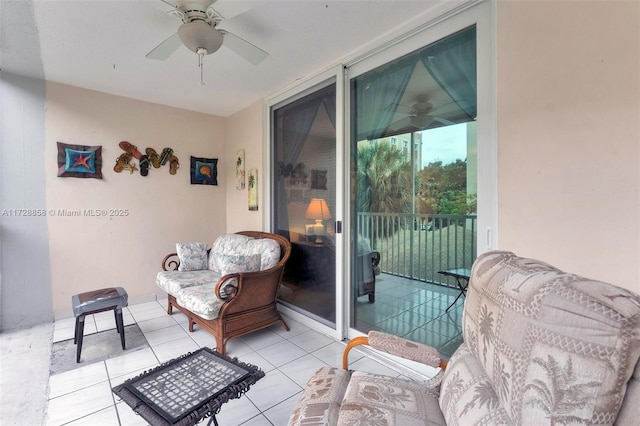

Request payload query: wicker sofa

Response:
[288,250,640,425]
[156,231,291,355]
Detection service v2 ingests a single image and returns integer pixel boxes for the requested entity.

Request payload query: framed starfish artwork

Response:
[57,142,103,179]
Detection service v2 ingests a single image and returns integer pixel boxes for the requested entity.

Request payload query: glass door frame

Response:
[264,1,496,350]
[264,65,346,341]
[343,0,496,343]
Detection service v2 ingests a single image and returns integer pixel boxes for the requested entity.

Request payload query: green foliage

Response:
[357,142,412,214]
[418,159,475,216]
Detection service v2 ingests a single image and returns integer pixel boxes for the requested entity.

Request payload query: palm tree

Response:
[478,305,494,363]
[357,142,412,238]
[524,355,600,425]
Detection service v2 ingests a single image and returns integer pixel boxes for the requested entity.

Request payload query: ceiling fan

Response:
[389,96,456,131]
[146,0,268,66]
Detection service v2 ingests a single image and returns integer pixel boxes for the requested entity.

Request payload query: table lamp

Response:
[305,198,331,244]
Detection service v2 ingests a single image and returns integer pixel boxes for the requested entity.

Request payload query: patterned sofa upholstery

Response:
[288,250,640,425]
[157,231,291,355]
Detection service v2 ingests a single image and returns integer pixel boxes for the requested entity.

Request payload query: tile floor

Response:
[42,299,420,426]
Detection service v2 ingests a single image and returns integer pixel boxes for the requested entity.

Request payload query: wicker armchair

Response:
[157,231,291,354]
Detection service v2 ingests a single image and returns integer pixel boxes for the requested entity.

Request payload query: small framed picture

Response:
[190,156,218,185]
[57,142,103,179]
[311,169,327,190]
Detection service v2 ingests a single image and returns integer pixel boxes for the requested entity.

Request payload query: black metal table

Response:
[438,268,472,312]
[112,347,264,426]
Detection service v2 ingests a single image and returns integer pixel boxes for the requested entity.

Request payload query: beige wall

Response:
[224,101,265,233]
[35,0,640,315]
[496,1,640,291]
[45,83,227,313]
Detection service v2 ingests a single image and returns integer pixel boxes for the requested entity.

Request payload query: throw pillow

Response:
[216,254,261,299]
[208,233,253,271]
[176,242,208,271]
[244,238,281,270]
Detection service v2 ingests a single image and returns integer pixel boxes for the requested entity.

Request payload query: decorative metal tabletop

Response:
[112,347,264,426]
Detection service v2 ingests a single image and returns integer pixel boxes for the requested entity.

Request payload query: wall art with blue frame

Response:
[190,156,218,185]
[57,142,102,179]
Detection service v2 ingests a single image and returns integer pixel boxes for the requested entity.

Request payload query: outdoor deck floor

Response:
[354,273,464,359]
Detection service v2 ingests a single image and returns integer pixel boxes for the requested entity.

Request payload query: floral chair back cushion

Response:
[208,233,281,272]
[440,251,640,425]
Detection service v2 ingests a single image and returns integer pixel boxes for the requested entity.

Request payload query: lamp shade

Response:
[305,199,331,221]
[178,21,223,55]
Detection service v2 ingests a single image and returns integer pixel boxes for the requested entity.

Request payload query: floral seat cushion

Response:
[156,270,221,295]
[175,283,224,321]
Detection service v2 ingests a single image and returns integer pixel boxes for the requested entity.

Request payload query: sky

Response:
[421,123,468,167]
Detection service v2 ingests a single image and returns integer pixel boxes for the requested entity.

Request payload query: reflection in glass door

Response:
[349,27,478,356]
[271,82,337,328]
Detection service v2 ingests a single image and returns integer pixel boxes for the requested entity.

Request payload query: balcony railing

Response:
[357,213,477,288]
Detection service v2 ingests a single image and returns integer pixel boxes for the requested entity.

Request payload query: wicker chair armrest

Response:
[371,251,381,267]
[161,253,180,271]
[342,331,447,370]
[214,272,242,300]
[161,248,212,271]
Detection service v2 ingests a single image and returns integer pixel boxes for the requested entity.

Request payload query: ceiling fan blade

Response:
[390,116,412,130]
[146,33,181,60]
[433,116,455,126]
[210,0,262,20]
[385,102,414,114]
[221,31,268,65]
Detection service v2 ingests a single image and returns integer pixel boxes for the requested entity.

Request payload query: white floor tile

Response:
[81,320,98,336]
[275,317,310,339]
[64,405,119,425]
[311,341,350,368]
[52,325,76,343]
[238,414,272,426]
[246,369,301,412]
[110,365,154,389]
[49,361,109,398]
[116,401,149,425]
[213,394,261,426]
[136,315,179,333]
[151,336,200,363]
[46,381,114,425]
[258,340,307,367]
[188,328,217,349]
[289,329,335,353]
[278,354,328,387]
[127,303,167,322]
[239,328,285,351]
[143,324,190,346]
[236,351,276,374]
[105,347,158,379]
[263,393,302,426]
[225,338,254,358]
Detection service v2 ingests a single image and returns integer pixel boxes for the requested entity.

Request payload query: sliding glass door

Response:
[270,80,338,328]
[348,26,478,356]
[267,2,494,351]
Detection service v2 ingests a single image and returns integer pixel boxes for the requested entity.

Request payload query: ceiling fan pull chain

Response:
[197,48,206,86]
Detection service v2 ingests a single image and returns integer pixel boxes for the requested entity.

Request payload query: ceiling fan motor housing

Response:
[178,21,223,55]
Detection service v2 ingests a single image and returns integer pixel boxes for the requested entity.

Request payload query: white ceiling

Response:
[0,0,454,118]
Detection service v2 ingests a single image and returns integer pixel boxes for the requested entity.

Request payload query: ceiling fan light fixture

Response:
[177,21,223,55]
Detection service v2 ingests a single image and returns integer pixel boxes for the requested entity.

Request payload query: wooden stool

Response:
[72,287,128,363]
